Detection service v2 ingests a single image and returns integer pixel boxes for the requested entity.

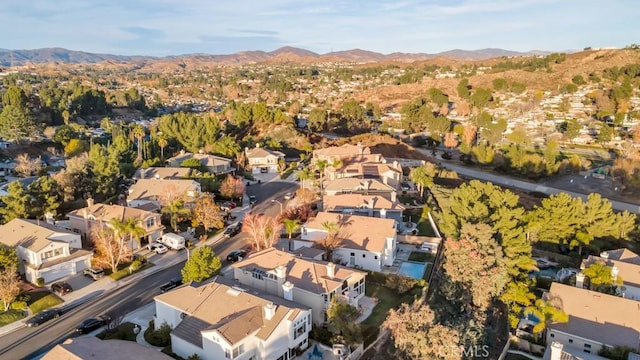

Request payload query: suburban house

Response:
[0,218,92,284]
[312,143,371,164]
[581,249,640,300]
[545,282,640,355]
[245,145,285,174]
[329,161,402,189]
[231,248,367,325]
[126,178,201,211]
[133,167,193,180]
[154,278,312,360]
[322,194,405,223]
[297,212,398,272]
[166,151,234,176]
[43,336,173,360]
[323,178,397,202]
[67,201,164,248]
[543,342,611,360]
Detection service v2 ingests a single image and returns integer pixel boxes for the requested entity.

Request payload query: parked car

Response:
[249,195,257,206]
[223,222,242,238]
[222,201,237,209]
[83,267,104,280]
[51,282,73,296]
[26,308,62,327]
[160,277,183,293]
[153,244,168,254]
[284,192,295,200]
[159,233,186,250]
[226,249,249,263]
[75,315,111,334]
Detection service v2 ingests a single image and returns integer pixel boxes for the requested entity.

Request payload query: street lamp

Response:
[271,199,283,214]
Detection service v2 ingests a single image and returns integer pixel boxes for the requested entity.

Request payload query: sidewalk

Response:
[121,303,164,350]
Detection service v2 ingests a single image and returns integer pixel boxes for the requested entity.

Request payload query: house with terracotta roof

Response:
[42,336,173,360]
[0,218,92,284]
[126,178,201,211]
[166,151,234,175]
[330,161,402,189]
[545,282,640,355]
[133,167,194,180]
[231,248,366,325]
[297,212,397,272]
[323,178,397,202]
[154,278,312,360]
[245,144,285,174]
[67,200,164,248]
[312,143,371,164]
[322,194,405,223]
[581,249,640,300]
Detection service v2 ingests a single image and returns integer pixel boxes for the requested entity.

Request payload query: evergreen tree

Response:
[181,246,221,282]
[0,182,30,223]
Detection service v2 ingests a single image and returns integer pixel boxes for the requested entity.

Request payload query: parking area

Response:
[55,273,95,294]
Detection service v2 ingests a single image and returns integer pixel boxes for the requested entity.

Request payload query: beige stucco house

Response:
[166,151,234,175]
[245,145,285,174]
[231,248,366,325]
[0,218,91,284]
[126,178,201,211]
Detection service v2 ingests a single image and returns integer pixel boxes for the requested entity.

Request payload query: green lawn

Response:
[28,292,63,314]
[416,219,437,237]
[110,262,154,281]
[0,310,25,327]
[407,251,435,263]
[361,283,421,346]
[97,322,138,341]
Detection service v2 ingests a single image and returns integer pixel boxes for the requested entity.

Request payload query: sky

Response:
[1,0,639,57]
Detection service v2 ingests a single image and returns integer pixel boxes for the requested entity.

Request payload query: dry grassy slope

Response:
[329,134,430,160]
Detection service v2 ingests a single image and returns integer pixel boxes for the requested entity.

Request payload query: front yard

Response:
[0,310,25,327]
[97,322,138,341]
[28,291,63,314]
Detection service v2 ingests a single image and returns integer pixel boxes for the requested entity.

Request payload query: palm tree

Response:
[157,135,168,163]
[161,199,192,232]
[320,220,342,261]
[282,218,301,251]
[409,164,436,198]
[131,125,146,162]
[315,159,328,202]
[109,218,146,251]
[295,167,314,190]
[525,299,568,334]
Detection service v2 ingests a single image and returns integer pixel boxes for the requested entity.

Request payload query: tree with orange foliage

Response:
[92,228,132,273]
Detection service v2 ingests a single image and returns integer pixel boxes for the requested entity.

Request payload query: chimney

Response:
[390,190,397,202]
[263,302,276,321]
[576,272,585,289]
[393,160,400,170]
[44,212,55,225]
[179,149,185,155]
[275,264,286,286]
[357,142,363,154]
[86,197,94,208]
[326,262,336,279]
[282,281,294,301]
[550,342,563,360]
[600,251,609,259]
[380,208,387,218]
[140,168,146,179]
[611,266,619,281]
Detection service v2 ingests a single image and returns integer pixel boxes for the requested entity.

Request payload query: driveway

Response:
[251,172,279,183]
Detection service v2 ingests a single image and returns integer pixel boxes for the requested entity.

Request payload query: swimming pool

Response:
[399,261,427,280]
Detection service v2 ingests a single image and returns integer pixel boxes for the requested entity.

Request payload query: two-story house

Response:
[322,194,405,223]
[245,145,285,174]
[323,178,397,202]
[0,219,92,284]
[231,248,366,325]
[581,249,640,300]
[133,167,194,181]
[297,212,397,272]
[546,282,640,355]
[154,277,311,360]
[166,151,234,176]
[126,178,201,211]
[67,201,164,248]
[312,143,371,165]
[332,161,402,189]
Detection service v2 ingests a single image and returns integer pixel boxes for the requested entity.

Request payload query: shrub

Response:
[144,319,172,347]
[36,278,45,287]
[10,295,29,310]
[310,325,333,345]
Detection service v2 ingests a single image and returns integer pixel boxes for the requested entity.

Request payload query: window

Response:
[350,252,355,256]
[362,254,366,258]
[225,349,231,359]
[374,255,378,260]
[584,344,591,353]
[146,218,155,228]
[568,339,573,344]
[549,333,554,338]
[41,248,63,260]
[252,268,266,280]
[233,344,245,357]
[294,321,306,339]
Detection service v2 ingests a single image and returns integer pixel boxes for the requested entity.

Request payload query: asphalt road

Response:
[0,180,298,359]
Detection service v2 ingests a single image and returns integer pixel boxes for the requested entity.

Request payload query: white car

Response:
[284,192,295,200]
[153,244,168,254]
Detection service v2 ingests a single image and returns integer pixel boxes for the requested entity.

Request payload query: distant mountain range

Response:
[0,46,551,66]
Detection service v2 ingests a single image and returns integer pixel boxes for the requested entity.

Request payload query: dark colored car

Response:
[222,222,242,238]
[75,315,111,334]
[26,308,62,327]
[83,267,104,280]
[226,249,249,263]
[160,277,183,293]
[51,282,73,296]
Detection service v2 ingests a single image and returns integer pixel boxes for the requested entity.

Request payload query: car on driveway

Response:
[147,242,168,254]
[226,249,249,263]
[26,308,63,327]
[284,192,295,200]
[75,315,111,334]
[223,222,242,238]
[160,277,183,293]
[51,282,73,296]
[83,267,104,280]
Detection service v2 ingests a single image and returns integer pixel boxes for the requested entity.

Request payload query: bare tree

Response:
[158,184,186,206]
[242,214,283,251]
[92,228,132,273]
[0,266,21,311]
[193,194,225,232]
[14,153,42,177]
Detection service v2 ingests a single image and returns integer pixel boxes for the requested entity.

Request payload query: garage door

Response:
[42,265,72,283]
[75,259,89,273]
